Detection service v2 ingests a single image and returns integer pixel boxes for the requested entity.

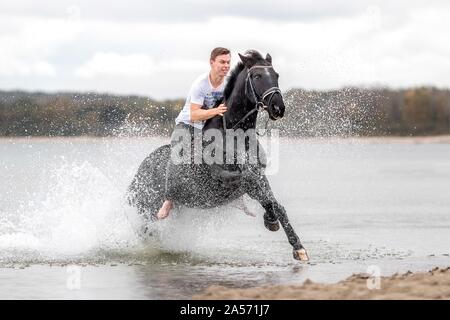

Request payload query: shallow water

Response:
[1,137,450,299]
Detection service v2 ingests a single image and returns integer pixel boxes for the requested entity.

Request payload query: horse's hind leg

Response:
[244,174,309,261]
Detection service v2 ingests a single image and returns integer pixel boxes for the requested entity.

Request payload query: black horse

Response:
[127,50,308,261]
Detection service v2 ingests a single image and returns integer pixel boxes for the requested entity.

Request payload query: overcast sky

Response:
[1,0,449,99]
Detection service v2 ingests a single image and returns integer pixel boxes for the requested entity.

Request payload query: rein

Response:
[222,65,281,133]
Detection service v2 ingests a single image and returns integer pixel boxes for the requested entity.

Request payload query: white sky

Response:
[1,0,449,99]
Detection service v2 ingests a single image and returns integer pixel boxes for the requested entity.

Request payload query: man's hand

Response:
[215,103,227,116]
[191,103,227,121]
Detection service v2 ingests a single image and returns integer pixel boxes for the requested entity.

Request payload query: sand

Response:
[193,267,450,300]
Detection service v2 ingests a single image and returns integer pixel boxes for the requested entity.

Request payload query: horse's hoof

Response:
[293,248,309,261]
[264,219,280,232]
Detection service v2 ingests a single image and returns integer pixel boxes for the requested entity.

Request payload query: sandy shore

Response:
[193,267,450,300]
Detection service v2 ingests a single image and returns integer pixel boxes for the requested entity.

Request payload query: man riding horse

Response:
[157,47,231,220]
[128,48,309,261]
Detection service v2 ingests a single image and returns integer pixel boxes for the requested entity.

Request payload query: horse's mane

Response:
[223,50,266,101]
[223,62,245,100]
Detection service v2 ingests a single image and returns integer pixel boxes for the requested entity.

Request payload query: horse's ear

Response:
[266,53,272,64]
[239,53,254,68]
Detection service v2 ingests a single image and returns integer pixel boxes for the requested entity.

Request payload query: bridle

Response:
[246,65,281,111]
[223,65,281,131]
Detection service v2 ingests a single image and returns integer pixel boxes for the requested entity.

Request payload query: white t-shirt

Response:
[175,72,227,129]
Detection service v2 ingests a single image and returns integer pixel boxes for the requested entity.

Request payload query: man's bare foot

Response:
[237,196,256,217]
[157,200,173,220]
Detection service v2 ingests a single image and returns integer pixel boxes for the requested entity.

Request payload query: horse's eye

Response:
[254,74,261,80]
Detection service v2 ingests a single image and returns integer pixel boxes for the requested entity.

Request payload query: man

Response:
[157,47,231,219]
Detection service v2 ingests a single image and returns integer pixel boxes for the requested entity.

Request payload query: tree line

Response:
[1,87,449,137]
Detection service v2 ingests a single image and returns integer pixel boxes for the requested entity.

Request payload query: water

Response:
[1,137,450,299]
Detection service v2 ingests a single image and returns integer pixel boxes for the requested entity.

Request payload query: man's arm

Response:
[190,103,227,122]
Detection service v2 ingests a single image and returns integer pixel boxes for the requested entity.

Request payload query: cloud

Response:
[75,52,206,77]
[75,53,155,78]
[0,56,56,77]
[2,0,448,24]
[0,15,82,78]
[1,1,450,98]
[0,0,385,23]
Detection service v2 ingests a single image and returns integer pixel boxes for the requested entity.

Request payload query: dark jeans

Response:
[164,122,199,201]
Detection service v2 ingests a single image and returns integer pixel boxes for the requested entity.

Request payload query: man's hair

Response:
[210,47,230,61]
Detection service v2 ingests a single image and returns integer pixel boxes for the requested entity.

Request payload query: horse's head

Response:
[238,50,285,120]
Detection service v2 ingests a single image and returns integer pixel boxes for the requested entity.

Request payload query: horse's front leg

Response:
[244,173,309,261]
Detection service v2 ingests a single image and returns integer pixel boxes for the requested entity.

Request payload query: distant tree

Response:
[1,88,450,137]
[99,105,127,133]
[402,88,435,135]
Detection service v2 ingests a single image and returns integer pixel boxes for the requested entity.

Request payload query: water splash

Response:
[0,158,145,265]
[0,144,276,266]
